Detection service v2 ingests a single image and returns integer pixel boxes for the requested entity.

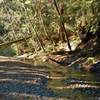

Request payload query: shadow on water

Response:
[0,60,100,100]
[0,61,56,100]
[47,63,100,100]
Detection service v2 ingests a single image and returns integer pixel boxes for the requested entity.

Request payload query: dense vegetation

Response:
[0,0,100,56]
[0,1,100,99]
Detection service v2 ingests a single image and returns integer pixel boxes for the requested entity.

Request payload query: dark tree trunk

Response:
[53,0,72,51]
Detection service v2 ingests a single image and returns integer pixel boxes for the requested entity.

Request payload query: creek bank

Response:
[13,47,100,74]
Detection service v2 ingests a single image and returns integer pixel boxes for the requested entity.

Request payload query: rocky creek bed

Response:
[0,56,100,100]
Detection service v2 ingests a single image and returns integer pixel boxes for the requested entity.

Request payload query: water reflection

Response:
[48,64,100,100]
[0,61,100,100]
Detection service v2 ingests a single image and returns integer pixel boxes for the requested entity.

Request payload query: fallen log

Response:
[0,35,31,48]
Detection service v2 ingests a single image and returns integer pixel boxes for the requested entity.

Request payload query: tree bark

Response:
[53,0,72,51]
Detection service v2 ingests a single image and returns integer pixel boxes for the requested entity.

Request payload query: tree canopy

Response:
[0,0,100,55]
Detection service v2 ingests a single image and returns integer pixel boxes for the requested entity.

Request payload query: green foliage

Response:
[0,0,99,54]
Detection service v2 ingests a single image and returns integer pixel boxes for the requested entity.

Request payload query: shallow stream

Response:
[0,60,100,100]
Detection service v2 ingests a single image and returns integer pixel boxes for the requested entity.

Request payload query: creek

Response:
[0,59,99,100]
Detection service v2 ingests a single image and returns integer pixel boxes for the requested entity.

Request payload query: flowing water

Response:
[0,60,100,100]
